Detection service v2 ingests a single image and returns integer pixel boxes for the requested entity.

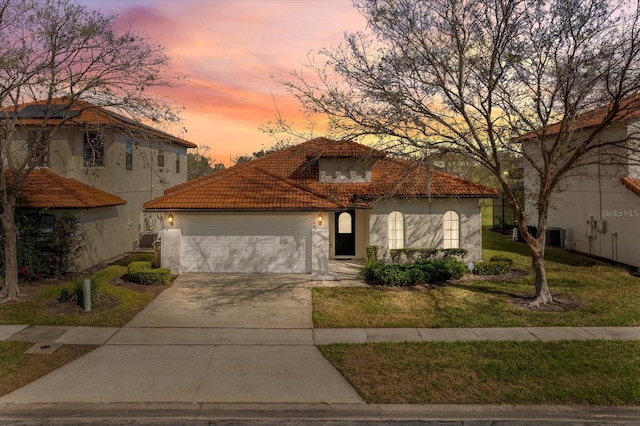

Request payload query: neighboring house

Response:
[12,168,126,267]
[523,97,640,268]
[144,138,497,275]
[2,98,196,270]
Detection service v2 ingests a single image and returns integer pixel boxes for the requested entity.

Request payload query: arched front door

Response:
[335,210,356,256]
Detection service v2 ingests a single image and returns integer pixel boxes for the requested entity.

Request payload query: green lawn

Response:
[313,206,640,328]
[316,206,640,405]
[0,341,95,397]
[0,253,164,327]
[320,340,640,405]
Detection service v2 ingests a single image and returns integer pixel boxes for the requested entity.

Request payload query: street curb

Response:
[1,402,639,423]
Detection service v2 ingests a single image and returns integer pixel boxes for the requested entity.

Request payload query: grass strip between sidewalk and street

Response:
[319,340,640,405]
[0,341,95,397]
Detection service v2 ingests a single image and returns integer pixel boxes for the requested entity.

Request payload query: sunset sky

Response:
[80,0,367,165]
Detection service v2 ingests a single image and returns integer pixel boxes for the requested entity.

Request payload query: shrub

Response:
[361,262,382,282]
[417,257,468,283]
[441,248,468,261]
[474,260,511,275]
[378,265,412,286]
[45,212,85,276]
[128,261,152,273]
[0,211,85,280]
[489,255,514,266]
[382,248,468,265]
[366,245,379,263]
[389,249,403,264]
[418,248,440,260]
[361,257,467,286]
[127,261,171,285]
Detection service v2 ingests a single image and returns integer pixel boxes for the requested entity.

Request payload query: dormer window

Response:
[318,158,373,183]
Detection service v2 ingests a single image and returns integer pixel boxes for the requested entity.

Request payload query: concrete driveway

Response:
[126,273,313,328]
[0,274,363,405]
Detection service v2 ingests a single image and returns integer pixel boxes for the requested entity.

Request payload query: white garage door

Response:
[181,213,310,273]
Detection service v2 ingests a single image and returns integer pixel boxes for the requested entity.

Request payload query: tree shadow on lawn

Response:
[451,274,584,313]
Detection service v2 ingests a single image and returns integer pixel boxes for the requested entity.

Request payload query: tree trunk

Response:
[523,213,554,307]
[0,197,19,301]
[531,250,553,306]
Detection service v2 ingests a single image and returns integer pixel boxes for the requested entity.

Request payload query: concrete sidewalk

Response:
[3,324,640,346]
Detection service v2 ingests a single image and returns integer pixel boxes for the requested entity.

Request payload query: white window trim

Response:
[388,210,404,249]
[443,210,460,249]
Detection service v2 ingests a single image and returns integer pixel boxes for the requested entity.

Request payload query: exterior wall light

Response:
[317,213,324,226]
[167,213,174,226]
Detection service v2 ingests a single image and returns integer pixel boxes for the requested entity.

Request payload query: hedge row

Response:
[367,246,468,264]
[127,261,171,285]
[361,257,467,287]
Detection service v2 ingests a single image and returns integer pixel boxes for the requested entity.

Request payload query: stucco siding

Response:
[46,128,190,270]
[369,198,483,262]
[524,126,640,267]
[530,175,640,267]
[76,207,123,270]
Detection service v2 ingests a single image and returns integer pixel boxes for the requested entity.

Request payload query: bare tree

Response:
[0,0,181,300]
[278,0,640,306]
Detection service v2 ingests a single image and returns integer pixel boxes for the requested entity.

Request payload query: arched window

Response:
[443,211,460,249]
[388,211,404,249]
[338,212,352,234]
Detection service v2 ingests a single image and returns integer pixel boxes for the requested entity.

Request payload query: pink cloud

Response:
[78,1,366,159]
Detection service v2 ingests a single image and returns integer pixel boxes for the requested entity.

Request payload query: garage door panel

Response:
[180,214,310,273]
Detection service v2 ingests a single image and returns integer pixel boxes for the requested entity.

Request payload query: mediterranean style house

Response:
[523,96,640,268]
[144,138,497,275]
[3,98,196,270]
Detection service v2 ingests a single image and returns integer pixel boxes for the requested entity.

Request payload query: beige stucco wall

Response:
[523,126,640,267]
[43,128,189,270]
[368,198,483,262]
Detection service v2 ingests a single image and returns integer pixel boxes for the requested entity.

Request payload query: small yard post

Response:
[83,279,91,312]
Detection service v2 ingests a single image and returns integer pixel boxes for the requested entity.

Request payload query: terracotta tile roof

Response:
[621,176,640,197]
[303,138,386,158]
[144,166,339,210]
[13,168,126,209]
[1,97,196,148]
[145,137,498,211]
[520,93,640,140]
